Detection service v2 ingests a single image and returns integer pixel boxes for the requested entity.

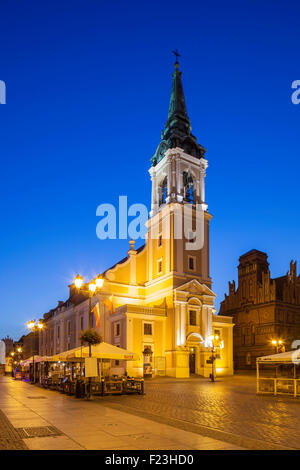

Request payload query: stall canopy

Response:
[257,350,300,364]
[44,342,140,362]
[20,356,43,367]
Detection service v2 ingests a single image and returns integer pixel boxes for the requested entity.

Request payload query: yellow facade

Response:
[70,190,234,378]
[40,61,234,379]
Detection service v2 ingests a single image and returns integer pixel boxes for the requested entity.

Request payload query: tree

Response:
[79,328,102,346]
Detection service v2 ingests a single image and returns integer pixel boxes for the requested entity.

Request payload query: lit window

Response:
[144,323,153,336]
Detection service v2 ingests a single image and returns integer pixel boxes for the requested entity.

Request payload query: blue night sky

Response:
[0,0,299,340]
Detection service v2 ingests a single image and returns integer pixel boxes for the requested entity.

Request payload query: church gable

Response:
[175,279,215,302]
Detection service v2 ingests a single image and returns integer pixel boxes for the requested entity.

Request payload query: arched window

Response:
[159,176,168,206]
[183,171,194,203]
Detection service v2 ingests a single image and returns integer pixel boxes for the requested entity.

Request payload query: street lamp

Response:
[9,347,23,378]
[27,320,44,383]
[271,339,285,354]
[207,334,223,382]
[73,275,104,398]
[74,274,83,289]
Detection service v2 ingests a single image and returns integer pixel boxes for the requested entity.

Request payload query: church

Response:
[39,58,234,378]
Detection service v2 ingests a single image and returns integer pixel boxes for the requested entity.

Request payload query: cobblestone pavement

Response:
[0,376,243,450]
[0,409,28,450]
[99,373,300,450]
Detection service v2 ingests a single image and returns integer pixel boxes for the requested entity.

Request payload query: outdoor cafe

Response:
[256,349,300,398]
[20,342,144,398]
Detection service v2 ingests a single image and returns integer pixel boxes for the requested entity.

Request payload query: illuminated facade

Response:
[220,250,300,369]
[40,60,233,378]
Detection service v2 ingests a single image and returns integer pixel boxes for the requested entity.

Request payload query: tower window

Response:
[158,234,162,247]
[183,171,194,203]
[159,177,168,205]
[189,310,197,326]
[188,256,196,271]
[157,258,163,274]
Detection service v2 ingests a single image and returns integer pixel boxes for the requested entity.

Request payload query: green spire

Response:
[167,61,189,126]
[151,56,206,166]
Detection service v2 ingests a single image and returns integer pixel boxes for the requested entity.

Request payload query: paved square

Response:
[1,373,299,450]
[0,376,243,450]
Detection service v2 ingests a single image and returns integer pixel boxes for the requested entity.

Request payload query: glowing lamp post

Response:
[73,274,103,398]
[207,334,223,382]
[271,339,285,354]
[27,320,44,383]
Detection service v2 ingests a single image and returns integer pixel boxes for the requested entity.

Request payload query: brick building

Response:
[17,332,39,360]
[1,336,14,356]
[219,250,300,369]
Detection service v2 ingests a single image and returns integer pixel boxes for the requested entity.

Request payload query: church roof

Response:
[151,58,206,166]
[239,249,268,259]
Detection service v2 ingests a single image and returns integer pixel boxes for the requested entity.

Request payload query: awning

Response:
[257,350,300,364]
[20,356,43,366]
[41,342,140,362]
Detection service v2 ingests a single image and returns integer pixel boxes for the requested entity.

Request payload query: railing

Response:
[257,377,300,397]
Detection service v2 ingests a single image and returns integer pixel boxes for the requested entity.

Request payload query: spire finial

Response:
[172,49,181,68]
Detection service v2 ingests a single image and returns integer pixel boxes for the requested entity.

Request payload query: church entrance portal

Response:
[189,348,196,374]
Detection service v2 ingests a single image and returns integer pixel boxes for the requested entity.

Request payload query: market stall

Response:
[20,356,44,382]
[23,342,143,397]
[256,349,300,397]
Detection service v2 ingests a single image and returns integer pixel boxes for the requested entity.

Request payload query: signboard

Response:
[85,357,98,378]
[0,341,5,365]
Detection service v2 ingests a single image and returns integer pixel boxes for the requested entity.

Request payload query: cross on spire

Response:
[172,49,181,64]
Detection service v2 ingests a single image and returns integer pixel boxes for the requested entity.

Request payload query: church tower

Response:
[140,56,234,378]
[147,56,212,289]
